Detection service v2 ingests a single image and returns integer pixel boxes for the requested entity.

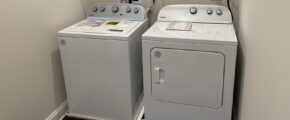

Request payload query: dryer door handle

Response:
[154,67,165,84]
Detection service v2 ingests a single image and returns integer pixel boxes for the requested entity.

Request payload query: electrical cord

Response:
[227,0,234,20]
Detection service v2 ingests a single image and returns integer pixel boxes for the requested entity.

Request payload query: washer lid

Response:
[65,18,140,34]
[142,21,238,46]
[58,18,144,39]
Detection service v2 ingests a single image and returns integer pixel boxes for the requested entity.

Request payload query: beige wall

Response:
[0,0,86,120]
[231,0,290,120]
[3,0,289,120]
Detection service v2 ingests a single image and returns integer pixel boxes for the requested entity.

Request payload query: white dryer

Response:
[58,3,148,120]
[142,5,237,120]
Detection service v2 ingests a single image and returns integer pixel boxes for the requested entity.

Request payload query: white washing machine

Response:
[58,3,148,120]
[142,5,237,120]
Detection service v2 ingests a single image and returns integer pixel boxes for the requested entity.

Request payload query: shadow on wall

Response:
[51,49,67,108]
[81,0,94,15]
[233,43,245,120]
[230,0,243,120]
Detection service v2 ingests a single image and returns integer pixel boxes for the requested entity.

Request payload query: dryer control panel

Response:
[88,3,147,21]
[158,4,232,24]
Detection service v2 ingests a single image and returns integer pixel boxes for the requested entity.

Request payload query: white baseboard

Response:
[67,106,145,120]
[137,106,145,120]
[45,101,68,120]
[51,102,144,120]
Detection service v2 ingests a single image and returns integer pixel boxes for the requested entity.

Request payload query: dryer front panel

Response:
[150,48,225,109]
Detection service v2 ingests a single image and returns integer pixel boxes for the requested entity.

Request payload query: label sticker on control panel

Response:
[104,21,121,26]
[166,22,192,31]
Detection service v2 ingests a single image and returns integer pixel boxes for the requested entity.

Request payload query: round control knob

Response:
[112,6,119,13]
[100,7,105,12]
[133,8,140,14]
[216,9,223,15]
[93,7,98,12]
[126,7,131,13]
[207,8,213,15]
[190,7,198,14]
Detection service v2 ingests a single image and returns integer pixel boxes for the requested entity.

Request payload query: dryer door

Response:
[151,48,225,109]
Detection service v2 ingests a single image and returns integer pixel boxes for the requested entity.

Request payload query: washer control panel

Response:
[88,3,147,21]
[158,5,232,24]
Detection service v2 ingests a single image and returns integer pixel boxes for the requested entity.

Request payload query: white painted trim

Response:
[67,106,145,120]
[137,106,145,120]
[45,101,68,120]
[58,115,66,120]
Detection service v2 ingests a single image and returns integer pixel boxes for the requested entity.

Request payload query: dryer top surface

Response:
[143,4,237,46]
[143,22,237,46]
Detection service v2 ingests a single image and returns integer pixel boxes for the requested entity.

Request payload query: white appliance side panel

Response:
[151,48,225,109]
[127,20,148,120]
[59,37,132,120]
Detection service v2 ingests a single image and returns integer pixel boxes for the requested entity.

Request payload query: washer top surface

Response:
[143,4,238,46]
[59,18,143,36]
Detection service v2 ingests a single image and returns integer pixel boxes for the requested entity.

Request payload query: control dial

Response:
[100,7,105,12]
[112,5,119,13]
[216,9,223,15]
[126,7,131,13]
[207,8,213,15]
[93,7,98,12]
[190,7,198,14]
[133,8,140,13]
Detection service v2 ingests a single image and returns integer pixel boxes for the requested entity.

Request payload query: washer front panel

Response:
[59,37,133,120]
